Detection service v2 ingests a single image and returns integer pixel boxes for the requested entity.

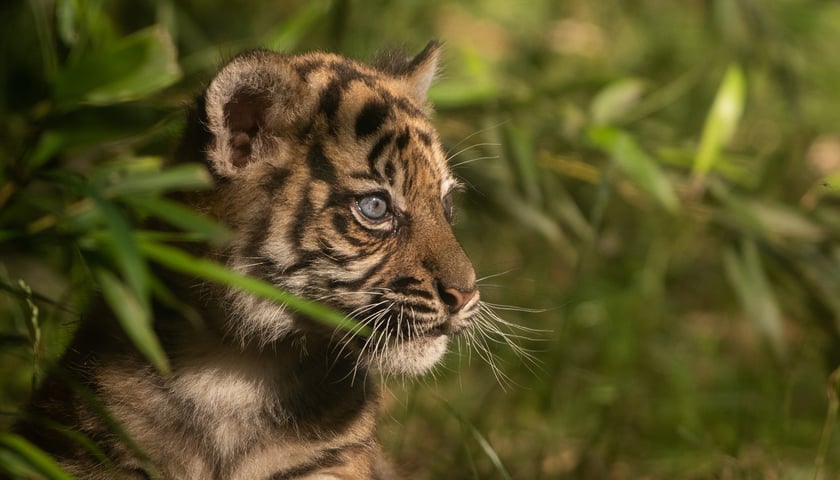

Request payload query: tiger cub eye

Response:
[357,194,390,221]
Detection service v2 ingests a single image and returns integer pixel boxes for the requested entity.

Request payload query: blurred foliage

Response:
[2,0,840,478]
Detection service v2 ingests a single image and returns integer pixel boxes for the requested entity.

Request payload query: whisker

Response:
[444,119,509,156]
[445,142,501,163]
[451,155,500,168]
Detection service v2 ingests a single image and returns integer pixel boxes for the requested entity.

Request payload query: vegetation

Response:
[2,0,840,478]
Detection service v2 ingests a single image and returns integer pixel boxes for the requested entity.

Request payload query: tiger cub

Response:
[18,41,479,479]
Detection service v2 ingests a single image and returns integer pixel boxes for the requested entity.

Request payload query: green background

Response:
[2,0,840,478]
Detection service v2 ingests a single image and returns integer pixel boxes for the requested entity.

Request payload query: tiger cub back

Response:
[19,41,480,479]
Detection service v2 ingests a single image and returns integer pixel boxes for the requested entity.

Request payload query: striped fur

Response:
[18,42,479,479]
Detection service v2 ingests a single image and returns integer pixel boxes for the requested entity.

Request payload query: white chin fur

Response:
[375,335,449,376]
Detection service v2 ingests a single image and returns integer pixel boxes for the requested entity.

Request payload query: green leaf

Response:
[712,184,826,243]
[440,399,513,480]
[138,240,368,335]
[587,126,681,213]
[722,240,785,359]
[90,194,150,307]
[53,25,181,106]
[95,268,170,375]
[590,78,647,125]
[122,196,230,245]
[264,0,330,51]
[104,163,213,197]
[56,0,79,47]
[430,48,497,108]
[0,433,74,480]
[503,124,541,204]
[693,64,746,178]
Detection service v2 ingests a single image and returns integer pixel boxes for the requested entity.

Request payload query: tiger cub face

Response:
[196,42,478,376]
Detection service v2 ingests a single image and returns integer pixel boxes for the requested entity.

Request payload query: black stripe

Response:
[355,100,390,138]
[395,128,410,150]
[330,61,364,82]
[367,131,394,176]
[249,257,285,283]
[332,213,348,235]
[289,188,312,248]
[393,96,424,118]
[319,80,343,121]
[269,448,344,480]
[308,142,337,183]
[241,208,272,263]
[281,251,320,276]
[401,302,437,314]
[294,59,323,79]
[417,130,433,147]
[259,166,291,193]
[389,277,422,290]
[327,253,391,290]
[384,161,395,184]
[400,288,435,301]
[349,171,379,181]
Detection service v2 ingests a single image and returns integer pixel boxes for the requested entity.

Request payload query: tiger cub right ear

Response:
[376,40,441,104]
[203,50,297,178]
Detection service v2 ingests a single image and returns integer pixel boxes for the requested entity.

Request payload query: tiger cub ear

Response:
[202,50,296,177]
[377,40,441,103]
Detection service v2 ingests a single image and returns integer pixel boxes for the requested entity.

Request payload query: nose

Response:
[437,285,478,313]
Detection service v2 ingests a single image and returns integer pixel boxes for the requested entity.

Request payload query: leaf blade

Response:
[138,241,368,335]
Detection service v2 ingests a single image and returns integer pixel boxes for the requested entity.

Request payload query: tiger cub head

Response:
[192,41,478,376]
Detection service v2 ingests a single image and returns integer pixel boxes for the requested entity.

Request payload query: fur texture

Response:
[17,42,479,479]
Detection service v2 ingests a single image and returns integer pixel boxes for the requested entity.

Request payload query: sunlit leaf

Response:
[94,268,170,375]
[122,196,230,245]
[53,25,181,106]
[712,184,826,243]
[588,126,680,213]
[104,163,212,197]
[55,0,79,47]
[590,77,647,125]
[723,240,785,359]
[0,433,74,480]
[693,64,746,179]
[90,194,150,307]
[138,240,368,335]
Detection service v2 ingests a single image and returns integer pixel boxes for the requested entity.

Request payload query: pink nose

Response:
[440,287,477,313]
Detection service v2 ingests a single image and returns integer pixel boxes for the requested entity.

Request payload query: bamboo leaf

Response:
[53,25,181,106]
[138,241,368,335]
[440,399,513,480]
[91,194,150,306]
[104,163,212,197]
[0,433,74,480]
[693,64,746,179]
[588,126,681,213]
[95,268,170,375]
[122,196,230,245]
[590,78,647,125]
[722,240,785,359]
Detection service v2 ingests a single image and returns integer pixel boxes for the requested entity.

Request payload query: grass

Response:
[2,0,840,478]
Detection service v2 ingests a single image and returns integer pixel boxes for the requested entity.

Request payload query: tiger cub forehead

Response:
[287,52,455,200]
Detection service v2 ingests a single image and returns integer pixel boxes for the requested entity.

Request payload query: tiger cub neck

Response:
[165,327,377,445]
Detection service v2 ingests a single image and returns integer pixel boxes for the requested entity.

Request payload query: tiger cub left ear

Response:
[378,40,441,103]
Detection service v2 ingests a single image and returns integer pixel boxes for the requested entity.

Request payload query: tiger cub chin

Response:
[17,41,480,479]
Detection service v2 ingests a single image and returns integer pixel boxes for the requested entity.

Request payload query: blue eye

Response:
[357,194,390,221]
